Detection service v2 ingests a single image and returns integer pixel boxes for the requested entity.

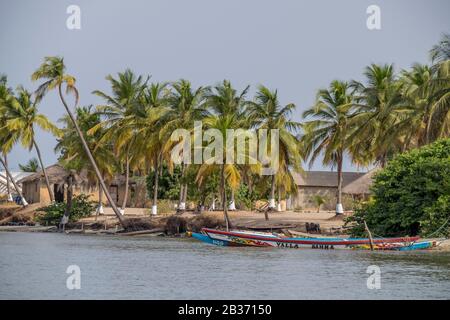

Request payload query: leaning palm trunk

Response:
[33,139,54,202]
[229,189,236,210]
[95,181,103,220]
[0,157,28,207]
[58,84,125,227]
[221,164,232,231]
[4,154,12,202]
[152,155,160,216]
[60,174,73,230]
[336,156,344,215]
[178,163,186,211]
[277,188,282,212]
[268,175,276,209]
[120,154,130,214]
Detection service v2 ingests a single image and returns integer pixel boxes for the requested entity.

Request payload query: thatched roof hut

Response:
[17,164,91,188]
[292,171,365,187]
[342,168,380,195]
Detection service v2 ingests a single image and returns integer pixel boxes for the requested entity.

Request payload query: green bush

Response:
[37,194,96,226]
[346,138,450,237]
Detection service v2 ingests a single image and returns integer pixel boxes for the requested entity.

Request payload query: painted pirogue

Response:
[189,228,438,250]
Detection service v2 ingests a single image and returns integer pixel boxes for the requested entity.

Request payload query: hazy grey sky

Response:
[1,0,449,171]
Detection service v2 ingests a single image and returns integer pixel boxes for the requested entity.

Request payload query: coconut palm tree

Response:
[350,64,408,167]
[91,69,148,214]
[56,106,116,216]
[301,80,355,215]
[196,115,247,230]
[162,79,208,212]
[0,76,28,206]
[248,85,302,218]
[423,61,450,142]
[19,158,40,172]
[0,75,14,202]
[198,80,251,229]
[2,87,60,202]
[430,33,450,65]
[132,82,170,215]
[31,56,125,227]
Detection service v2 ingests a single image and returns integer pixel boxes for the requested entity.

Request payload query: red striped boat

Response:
[201,228,420,249]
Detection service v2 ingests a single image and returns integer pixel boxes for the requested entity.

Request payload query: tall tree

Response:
[163,79,208,212]
[430,33,450,65]
[56,106,116,216]
[248,85,302,218]
[132,82,170,215]
[3,87,60,202]
[301,80,355,215]
[32,56,126,227]
[350,64,407,167]
[92,69,148,214]
[0,75,28,206]
[19,158,40,172]
[199,80,251,229]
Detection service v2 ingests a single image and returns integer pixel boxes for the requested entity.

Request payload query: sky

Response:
[0,0,449,171]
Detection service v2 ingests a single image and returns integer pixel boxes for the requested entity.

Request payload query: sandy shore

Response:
[1,204,449,251]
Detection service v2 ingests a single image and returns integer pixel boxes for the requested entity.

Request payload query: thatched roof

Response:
[342,168,380,195]
[18,163,136,188]
[18,164,70,185]
[292,171,366,188]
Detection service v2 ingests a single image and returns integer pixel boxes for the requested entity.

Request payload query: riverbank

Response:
[0,203,350,235]
[1,203,449,251]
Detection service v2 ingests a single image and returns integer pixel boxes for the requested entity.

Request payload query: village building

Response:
[290,170,372,210]
[17,164,145,206]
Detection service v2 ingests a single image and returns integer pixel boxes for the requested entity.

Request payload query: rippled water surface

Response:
[1,232,449,299]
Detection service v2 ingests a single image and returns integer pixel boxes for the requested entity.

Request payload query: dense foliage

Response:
[347,138,450,237]
[37,194,96,225]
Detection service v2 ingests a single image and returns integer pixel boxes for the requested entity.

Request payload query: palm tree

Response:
[132,82,170,215]
[301,80,355,215]
[350,64,407,167]
[199,80,251,229]
[248,85,302,218]
[91,69,148,214]
[0,76,28,206]
[196,115,247,230]
[56,106,116,217]
[162,79,208,212]
[3,87,60,202]
[2,154,13,201]
[423,61,450,142]
[31,56,125,227]
[19,158,40,172]
[430,33,450,65]
[312,195,326,213]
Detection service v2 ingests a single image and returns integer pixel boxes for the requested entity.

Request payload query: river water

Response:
[1,232,449,299]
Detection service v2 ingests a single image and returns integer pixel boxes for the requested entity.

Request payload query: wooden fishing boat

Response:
[190,232,233,246]
[353,240,440,251]
[200,228,421,249]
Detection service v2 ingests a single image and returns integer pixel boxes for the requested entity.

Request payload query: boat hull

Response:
[191,232,247,247]
[201,228,421,249]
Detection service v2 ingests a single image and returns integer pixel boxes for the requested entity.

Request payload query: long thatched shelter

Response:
[342,168,380,198]
[18,164,140,206]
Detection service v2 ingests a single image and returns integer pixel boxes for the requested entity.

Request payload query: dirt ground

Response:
[82,207,349,233]
[0,203,348,232]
